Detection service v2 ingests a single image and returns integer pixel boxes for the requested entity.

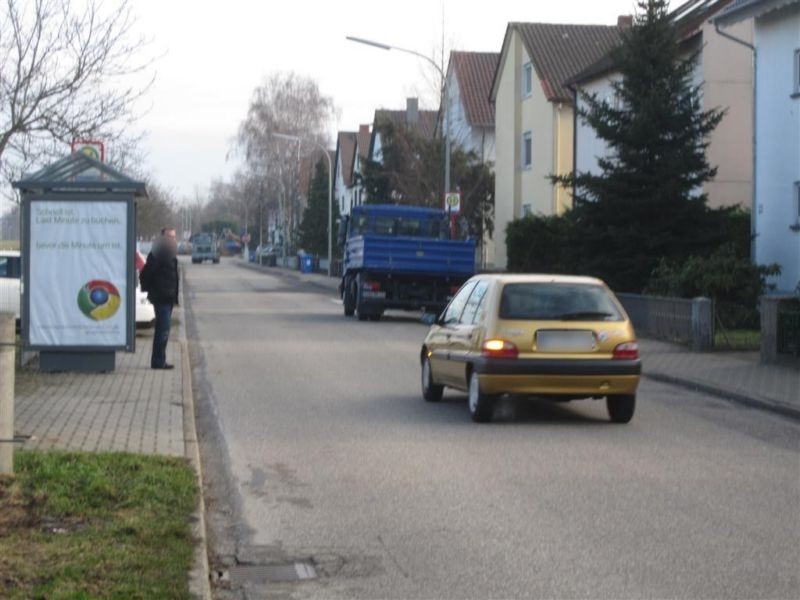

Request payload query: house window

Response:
[523,63,533,98]
[522,131,532,169]
[522,204,532,217]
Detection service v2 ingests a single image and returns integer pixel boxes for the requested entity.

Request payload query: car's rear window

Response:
[0,257,21,279]
[499,283,623,321]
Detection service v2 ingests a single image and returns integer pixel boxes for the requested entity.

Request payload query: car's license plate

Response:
[536,330,595,352]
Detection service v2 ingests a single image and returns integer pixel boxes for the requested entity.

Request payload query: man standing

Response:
[140,228,179,370]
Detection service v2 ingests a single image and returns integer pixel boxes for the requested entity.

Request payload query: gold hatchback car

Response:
[420,274,641,423]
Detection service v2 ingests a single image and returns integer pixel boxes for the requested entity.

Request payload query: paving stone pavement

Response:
[14,324,185,456]
[639,338,800,414]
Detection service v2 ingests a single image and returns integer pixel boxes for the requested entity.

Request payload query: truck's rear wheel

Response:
[343,276,356,317]
[355,273,369,321]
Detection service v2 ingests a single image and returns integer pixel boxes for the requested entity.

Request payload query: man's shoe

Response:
[152,364,175,370]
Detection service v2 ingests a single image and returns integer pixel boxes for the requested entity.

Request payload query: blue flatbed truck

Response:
[339,204,476,321]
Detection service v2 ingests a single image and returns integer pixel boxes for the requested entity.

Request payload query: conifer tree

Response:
[558,0,726,292]
[299,160,339,256]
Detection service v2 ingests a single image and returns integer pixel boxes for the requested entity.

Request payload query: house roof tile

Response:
[450,51,499,127]
[506,22,623,103]
[373,109,439,139]
[336,132,357,187]
[567,0,743,86]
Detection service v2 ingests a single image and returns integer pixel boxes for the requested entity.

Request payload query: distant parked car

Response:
[255,244,282,266]
[134,250,155,328]
[177,241,193,255]
[420,274,641,423]
[0,250,21,327]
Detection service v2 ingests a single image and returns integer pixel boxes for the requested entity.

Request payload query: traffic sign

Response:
[444,192,461,214]
[71,140,105,162]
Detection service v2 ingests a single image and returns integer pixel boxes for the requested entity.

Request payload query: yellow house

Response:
[489,21,623,269]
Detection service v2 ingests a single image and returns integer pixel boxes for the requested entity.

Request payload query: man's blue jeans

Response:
[151,303,173,368]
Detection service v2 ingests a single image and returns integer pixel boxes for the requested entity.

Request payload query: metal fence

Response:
[763,296,800,361]
[617,293,714,351]
[777,300,800,357]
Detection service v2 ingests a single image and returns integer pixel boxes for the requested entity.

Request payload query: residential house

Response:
[333,131,357,216]
[490,22,623,269]
[715,0,800,293]
[439,51,499,164]
[369,97,438,167]
[569,0,755,213]
[298,148,335,205]
[333,126,372,217]
[351,124,371,209]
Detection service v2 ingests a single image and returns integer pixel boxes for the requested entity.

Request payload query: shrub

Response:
[645,244,781,329]
[506,213,577,274]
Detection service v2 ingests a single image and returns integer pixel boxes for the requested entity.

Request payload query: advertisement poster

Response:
[29,200,128,347]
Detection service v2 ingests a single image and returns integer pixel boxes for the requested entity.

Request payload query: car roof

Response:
[473,273,606,286]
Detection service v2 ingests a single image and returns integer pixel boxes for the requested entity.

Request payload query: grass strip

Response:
[0,451,197,599]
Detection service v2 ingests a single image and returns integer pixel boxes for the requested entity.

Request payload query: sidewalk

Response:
[14,328,184,455]
[639,339,800,419]
[241,260,800,419]
[12,294,211,599]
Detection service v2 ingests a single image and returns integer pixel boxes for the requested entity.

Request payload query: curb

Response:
[178,267,213,600]
[644,372,800,422]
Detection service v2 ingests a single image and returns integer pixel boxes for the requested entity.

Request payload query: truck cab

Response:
[339,204,476,321]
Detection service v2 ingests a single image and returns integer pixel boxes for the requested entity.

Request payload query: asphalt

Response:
[187,258,800,600]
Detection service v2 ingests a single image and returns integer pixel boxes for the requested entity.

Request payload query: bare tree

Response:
[236,72,335,251]
[136,179,177,239]
[0,0,153,188]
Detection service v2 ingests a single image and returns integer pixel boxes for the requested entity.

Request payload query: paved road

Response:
[185,259,800,600]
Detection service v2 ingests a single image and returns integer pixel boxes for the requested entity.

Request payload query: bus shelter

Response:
[13,153,145,372]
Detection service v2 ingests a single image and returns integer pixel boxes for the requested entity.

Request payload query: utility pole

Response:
[0,313,15,474]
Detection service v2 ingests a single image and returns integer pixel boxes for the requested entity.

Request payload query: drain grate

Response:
[220,562,317,584]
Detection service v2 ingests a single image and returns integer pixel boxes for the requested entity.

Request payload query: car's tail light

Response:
[482,339,519,359]
[362,280,381,291]
[613,342,639,360]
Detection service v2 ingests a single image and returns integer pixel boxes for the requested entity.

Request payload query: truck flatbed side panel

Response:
[346,235,475,276]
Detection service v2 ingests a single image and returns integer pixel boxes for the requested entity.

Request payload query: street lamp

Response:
[346,35,451,196]
[272,133,334,277]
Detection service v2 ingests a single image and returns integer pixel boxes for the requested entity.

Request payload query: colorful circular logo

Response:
[77,280,121,321]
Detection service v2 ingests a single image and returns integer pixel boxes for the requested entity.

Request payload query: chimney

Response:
[359,124,370,135]
[406,97,419,126]
[618,15,633,28]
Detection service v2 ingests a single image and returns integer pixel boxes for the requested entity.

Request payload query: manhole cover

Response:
[221,562,317,584]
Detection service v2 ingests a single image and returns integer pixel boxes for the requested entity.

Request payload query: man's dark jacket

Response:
[140,245,179,306]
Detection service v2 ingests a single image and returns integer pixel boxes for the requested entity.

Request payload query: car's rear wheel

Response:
[468,371,494,423]
[607,394,635,423]
[421,356,443,402]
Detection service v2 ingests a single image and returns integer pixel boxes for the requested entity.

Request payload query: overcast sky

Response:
[131,0,659,202]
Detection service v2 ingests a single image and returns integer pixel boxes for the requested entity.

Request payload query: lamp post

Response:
[272,133,334,276]
[346,35,451,197]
